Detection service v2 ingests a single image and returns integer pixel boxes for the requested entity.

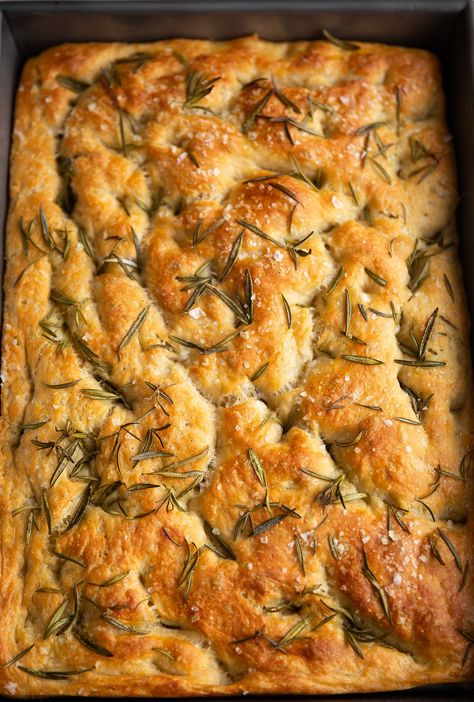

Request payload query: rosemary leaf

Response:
[220,230,244,281]
[276,615,312,649]
[204,522,236,561]
[443,274,455,302]
[281,293,292,329]
[43,599,72,639]
[250,362,269,382]
[323,266,344,295]
[45,379,80,389]
[341,354,383,365]
[88,571,130,587]
[437,528,463,572]
[364,267,387,287]
[1,644,35,669]
[236,218,282,247]
[290,155,320,192]
[102,614,149,635]
[73,629,113,657]
[369,157,392,184]
[252,513,287,537]
[53,550,86,568]
[322,29,359,51]
[242,89,273,134]
[394,359,445,368]
[361,545,391,621]
[18,665,93,680]
[418,308,438,360]
[295,533,305,575]
[272,77,301,113]
[119,305,150,353]
[56,75,90,93]
[248,448,267,487]
[335,428,364,447]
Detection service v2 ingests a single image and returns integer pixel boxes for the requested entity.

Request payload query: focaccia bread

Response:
[1,34,474,697]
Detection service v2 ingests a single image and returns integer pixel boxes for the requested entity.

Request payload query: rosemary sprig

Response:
[170,327,242,356]
[145,447,208,474]
[18,216,44,254]
[418,308,438,360]
[407,239,430,292]
[385,501,410,533]
[177,540,202,599]
[242,89,273,134]
[184,68,220,108]
[275,615,312,649]
[44,599,73,639]
[314,474,346,510]
[60,485,91,534]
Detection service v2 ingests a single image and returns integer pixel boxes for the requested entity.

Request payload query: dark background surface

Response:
[0,0,473,698]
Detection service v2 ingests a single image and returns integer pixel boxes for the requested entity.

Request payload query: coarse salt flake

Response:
[189,307,205,319]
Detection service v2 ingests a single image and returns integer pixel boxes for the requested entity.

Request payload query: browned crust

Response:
[1,35,473,697]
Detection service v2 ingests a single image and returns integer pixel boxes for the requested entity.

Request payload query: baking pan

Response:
[0,0,473,699]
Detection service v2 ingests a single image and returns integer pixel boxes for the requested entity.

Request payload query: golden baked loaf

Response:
[1,34,474,697]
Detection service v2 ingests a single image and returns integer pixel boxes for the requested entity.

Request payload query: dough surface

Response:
[1,35,473,696]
